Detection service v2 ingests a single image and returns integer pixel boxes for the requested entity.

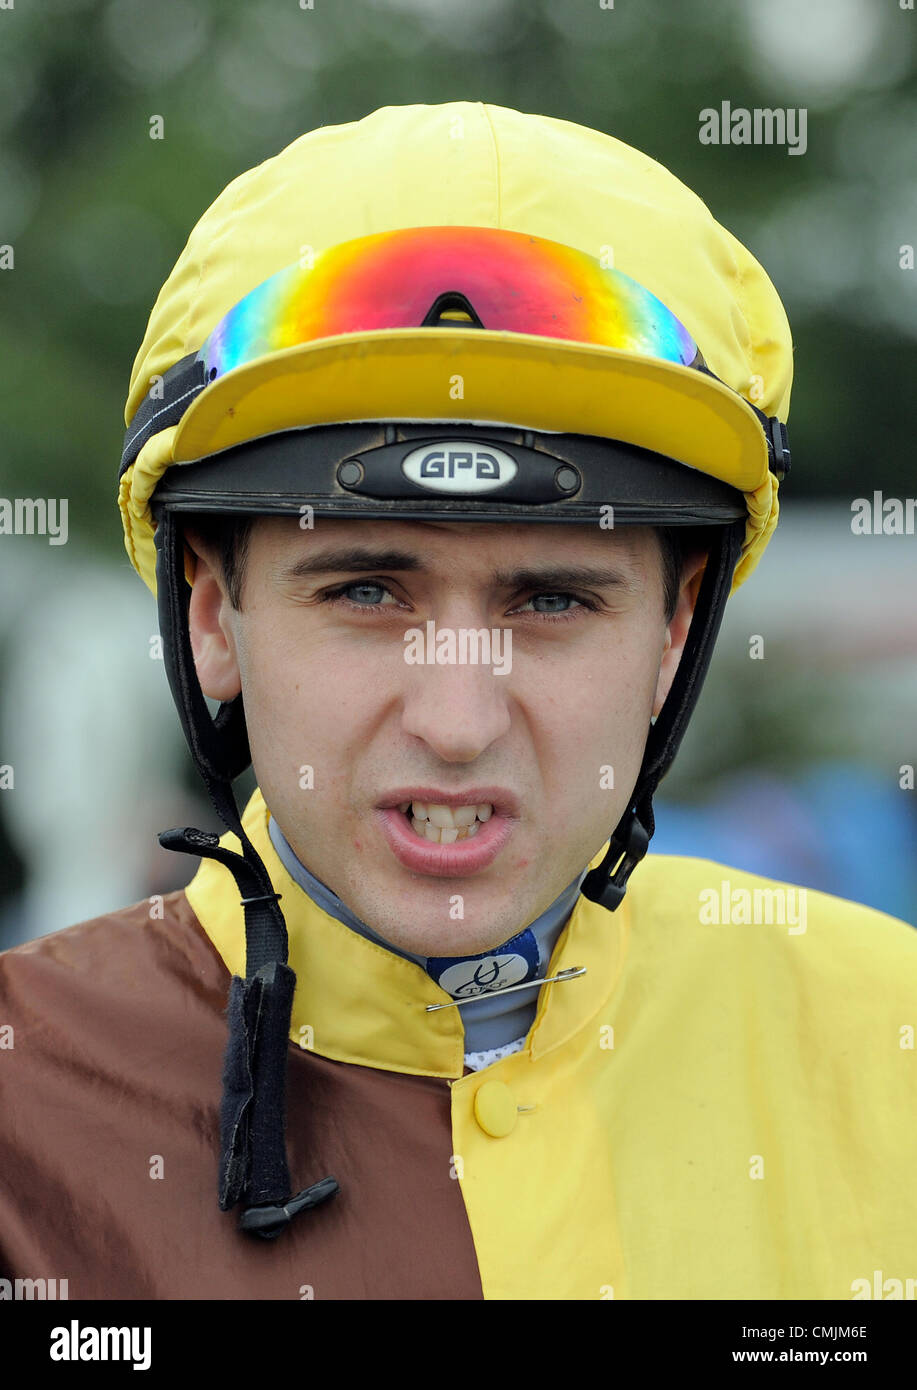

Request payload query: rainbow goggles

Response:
[120,225,789,479]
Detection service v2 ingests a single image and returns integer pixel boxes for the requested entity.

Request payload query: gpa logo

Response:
[402,441,517,493]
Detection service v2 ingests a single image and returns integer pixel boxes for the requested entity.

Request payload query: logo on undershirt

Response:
[426,928,540,999]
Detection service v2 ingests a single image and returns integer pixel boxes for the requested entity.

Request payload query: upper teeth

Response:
[400,801,493,825]
[397,800,494,843]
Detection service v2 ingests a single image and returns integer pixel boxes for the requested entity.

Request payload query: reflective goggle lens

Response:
[200,225,702,379]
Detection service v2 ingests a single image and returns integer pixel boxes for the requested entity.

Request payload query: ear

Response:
[653,551,706,719]
[184,527,243,701]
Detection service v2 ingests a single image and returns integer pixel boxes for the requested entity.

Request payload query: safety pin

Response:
[425,965,586,1011]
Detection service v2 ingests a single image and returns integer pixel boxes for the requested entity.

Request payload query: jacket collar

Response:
[185,788,631,1078]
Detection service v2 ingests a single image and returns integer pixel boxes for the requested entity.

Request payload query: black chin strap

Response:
[154,513,339,1238]
[581,518,745,911]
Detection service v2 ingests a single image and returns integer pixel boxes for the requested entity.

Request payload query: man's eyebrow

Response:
[491,564,639,593]
[277,547,639,591]
[278,548,423,579]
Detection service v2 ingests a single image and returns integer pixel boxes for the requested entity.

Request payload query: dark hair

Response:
[186,513,255,611]
[185,516,705,624]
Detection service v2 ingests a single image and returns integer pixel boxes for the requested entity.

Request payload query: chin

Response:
[377,907,528,961]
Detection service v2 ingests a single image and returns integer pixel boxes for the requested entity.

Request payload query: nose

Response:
[400,629,513,762]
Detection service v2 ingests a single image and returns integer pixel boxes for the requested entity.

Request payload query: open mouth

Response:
[375,794,514,876]
[397,800,494,845]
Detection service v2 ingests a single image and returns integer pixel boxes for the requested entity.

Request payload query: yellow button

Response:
[473,1080,518,1137]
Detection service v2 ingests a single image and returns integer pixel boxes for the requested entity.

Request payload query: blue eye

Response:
[318,581,400,613]
[526,594,578,613]
[340,582,389,605]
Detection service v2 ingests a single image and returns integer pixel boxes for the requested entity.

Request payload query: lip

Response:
[373,789,520,877]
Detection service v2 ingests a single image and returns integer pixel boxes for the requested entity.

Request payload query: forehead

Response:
[251,515,658,565]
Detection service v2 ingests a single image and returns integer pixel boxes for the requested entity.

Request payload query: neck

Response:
[267,815,589,1055]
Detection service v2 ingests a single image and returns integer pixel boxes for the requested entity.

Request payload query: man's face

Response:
[187,517,701,957]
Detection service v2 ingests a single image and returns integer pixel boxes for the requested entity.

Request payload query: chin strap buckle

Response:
[580,812,651,912]
[767,416,791,480]
[239,1178,340,1239]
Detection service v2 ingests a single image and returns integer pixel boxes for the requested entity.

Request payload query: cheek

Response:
[567,634,662,724]
[237,620,383,773]
[539,635,662,792]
